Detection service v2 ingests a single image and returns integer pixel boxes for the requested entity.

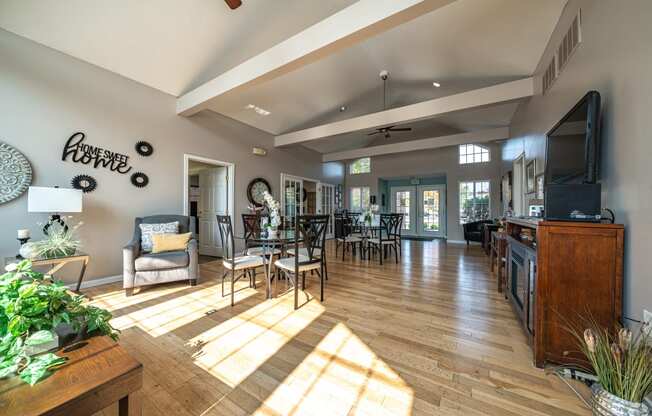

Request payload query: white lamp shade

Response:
[28,187,83,213]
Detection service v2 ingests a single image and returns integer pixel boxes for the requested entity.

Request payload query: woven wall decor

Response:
[0,141,33,204]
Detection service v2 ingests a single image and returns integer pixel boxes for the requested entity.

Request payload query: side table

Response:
[4,253,90,293]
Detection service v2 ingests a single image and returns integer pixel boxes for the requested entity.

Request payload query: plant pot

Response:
[55,322,89,348]
[592,384,650,416]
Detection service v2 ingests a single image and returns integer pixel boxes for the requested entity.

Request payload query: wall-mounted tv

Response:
[545,91,601,185]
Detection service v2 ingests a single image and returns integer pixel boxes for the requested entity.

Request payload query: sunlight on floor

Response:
[255,323,414,416]
[190,293,325,388]
[91,284,255,336]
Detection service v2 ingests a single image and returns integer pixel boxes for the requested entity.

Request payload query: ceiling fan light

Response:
[432,82,441,87]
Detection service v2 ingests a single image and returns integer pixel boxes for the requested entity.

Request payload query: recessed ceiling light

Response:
[432,82,441,88]
[245,104,270,116]
[339,105,347,112]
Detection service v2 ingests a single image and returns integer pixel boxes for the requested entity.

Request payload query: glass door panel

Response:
[390,186,416,236]
[417,185,445,237]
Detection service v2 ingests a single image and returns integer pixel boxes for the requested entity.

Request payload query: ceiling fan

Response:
[224,0,242,10]
[368,70,412,139]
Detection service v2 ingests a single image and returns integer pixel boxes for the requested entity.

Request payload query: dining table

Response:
[237,229,301,299]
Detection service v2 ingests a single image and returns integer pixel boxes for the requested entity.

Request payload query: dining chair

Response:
[274,215,329,310]
[242,213,281,257]
[334,213,363,261]
[346,212,363,237]
[216,215,264,306]
[367,213,401,264]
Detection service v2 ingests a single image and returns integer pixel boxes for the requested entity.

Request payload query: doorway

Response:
[280,173,336,238]
[183,155,235,257]
[390,184,446,238]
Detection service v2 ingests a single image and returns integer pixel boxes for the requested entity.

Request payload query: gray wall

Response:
[0,29,343,283]
[344,142,502,241]
[501,1,652,320]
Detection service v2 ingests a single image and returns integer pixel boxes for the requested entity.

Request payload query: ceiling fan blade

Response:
[389,127,412,132]
[368,131,381,136]
[224,0,242,9]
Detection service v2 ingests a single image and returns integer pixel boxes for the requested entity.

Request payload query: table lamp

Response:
[28,186,83,235]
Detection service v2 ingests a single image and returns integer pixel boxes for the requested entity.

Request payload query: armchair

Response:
[123,215,198,296]
[462,219,494,246]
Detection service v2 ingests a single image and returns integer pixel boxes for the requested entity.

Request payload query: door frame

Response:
[416,184,446,238]
[182,154,235,225]
[512,152,526,216]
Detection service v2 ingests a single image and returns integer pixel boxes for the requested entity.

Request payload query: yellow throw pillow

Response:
[151,233,192,254]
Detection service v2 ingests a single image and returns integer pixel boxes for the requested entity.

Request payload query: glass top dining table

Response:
[236,230,302,299]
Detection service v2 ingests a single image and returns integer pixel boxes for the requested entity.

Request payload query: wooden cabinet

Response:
[505,219,624,368]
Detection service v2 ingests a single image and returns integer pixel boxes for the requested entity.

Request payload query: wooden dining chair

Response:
[216,215,264,306]
[334,213,363,261]
[274,215,329,309]
[367,213,401,264]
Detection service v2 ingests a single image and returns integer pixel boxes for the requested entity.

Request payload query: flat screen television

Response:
[545,91,601,185]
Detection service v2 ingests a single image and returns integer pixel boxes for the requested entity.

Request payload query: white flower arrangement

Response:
[262,191,281,228]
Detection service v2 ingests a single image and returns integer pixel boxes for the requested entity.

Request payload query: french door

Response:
[281,174,303,226]
[390,185,446,238]
[320,183,336,238]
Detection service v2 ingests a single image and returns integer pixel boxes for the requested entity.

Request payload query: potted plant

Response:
[32,220,83,259]
[0,260,119,385]
[568,318,651,415]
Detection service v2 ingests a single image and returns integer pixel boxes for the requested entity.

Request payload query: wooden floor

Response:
[87,240,590,416]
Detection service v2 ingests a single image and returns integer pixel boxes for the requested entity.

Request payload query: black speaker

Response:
[544,183,601,222]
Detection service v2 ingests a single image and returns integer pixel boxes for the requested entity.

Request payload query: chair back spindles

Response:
[294,215,329,267]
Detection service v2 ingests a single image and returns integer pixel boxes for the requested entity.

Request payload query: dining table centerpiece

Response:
[262,191,281,238]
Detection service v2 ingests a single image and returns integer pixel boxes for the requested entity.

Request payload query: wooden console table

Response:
[0,336,143,416]
[4,253,89,293]
[504,218,624,368]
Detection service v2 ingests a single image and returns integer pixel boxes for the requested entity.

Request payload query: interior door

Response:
[282,175,303,226]
[417,185,446,238]
[320,183,336,238]
[390,186,416,236]
[198,167,228,256]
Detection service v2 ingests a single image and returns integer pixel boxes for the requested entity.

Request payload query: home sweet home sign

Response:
[61,132,132,174]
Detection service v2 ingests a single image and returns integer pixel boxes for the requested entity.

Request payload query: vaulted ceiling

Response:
[0,0,567,156]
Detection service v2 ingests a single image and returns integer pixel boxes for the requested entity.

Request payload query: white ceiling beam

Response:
[276,77,534,147]
[322,127,509,162]
[176,0,455,116]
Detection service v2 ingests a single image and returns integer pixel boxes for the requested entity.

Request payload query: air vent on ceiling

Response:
[542,55,557,94]
[542,9,582,94]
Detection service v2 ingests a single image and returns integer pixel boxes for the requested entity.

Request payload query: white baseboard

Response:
[446,240,469,244]
[65,274,122,290]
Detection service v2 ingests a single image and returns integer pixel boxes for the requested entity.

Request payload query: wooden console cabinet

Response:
[505,219,624,368]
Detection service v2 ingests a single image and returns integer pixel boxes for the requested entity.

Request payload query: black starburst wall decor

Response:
[130,172,149,188]
[135,141,153,157]
[71,174,97,193]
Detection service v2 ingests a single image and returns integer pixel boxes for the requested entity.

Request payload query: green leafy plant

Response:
[33,221,82,259]
[0,260,119,385]
[567,316,652,403]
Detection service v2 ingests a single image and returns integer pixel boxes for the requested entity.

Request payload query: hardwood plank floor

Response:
[87,240,590,416]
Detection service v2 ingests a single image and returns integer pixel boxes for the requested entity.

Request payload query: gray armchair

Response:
[123,215,198,296]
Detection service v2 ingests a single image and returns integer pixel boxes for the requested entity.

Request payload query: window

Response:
[350,187,370,212]
[459,144,489,164]
[349,157,371,174]
[395,191,411,230]
[459,181,490,224]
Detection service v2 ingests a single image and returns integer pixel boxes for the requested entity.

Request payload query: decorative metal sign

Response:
[0,141,33,204]
[62,132,132,174]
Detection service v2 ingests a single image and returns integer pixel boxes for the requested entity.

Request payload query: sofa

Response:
[462,219,494,246]
[123,215,198,296]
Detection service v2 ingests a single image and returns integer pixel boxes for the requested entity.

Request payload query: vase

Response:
[591,384,650,416]
[268,229,278,238]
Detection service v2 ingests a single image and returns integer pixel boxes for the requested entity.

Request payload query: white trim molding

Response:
[177,0,455,116]
[276,78,534,147]
[323,127,509,162]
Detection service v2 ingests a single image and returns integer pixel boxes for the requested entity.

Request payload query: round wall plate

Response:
[135,141,153,157]
[0,141,33,204]
[71,174,97,193]
[131,172,149,188]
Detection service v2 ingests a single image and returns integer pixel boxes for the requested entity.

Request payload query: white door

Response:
[417,185,446,238]
[281,175,303,226]
[198,167,228,256]
[391,186,416,236]
[319,183,336,238]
